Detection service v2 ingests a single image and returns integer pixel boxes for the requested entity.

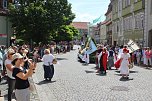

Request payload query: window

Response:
[123,0,130,8]
[3,0,7,8]
[123,16,133,31]
[118,0,122,11]
[135,13,144,29]
[128,0,131,5]
[123,0,125,8]
[115,2,118,12]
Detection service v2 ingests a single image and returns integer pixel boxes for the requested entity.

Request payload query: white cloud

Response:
[69,0,110,22]
[74,13,96,22]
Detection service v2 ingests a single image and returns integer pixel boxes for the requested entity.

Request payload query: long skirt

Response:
[43,65,54,79]
[108,57,114,69]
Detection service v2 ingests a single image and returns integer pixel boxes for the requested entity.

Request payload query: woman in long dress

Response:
[98,47,108,74]
[41,49,56,81]
[120,48,131,79]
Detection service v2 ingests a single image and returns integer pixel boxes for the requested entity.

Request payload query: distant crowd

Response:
[0,41,73,101]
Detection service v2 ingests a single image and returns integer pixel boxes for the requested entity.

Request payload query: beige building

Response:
[105,2,112,45]
[89,25,100,43]
[98,21,107,44]
[71,22,89,43]
[145,0,152,46]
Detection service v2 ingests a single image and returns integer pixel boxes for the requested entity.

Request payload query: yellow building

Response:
[111,0,145,46]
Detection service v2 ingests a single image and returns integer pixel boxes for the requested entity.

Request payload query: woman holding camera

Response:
[12,53,36,101]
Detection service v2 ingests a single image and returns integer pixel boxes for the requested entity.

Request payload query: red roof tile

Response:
[71,22,89,29]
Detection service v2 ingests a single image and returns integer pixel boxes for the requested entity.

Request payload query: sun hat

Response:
[11,53,23,65]
[7,49,15,55]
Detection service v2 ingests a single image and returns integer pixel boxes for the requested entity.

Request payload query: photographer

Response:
[12,53,36,101]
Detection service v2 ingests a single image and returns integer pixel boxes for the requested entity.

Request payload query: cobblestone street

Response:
[1,45,152,101]
[33,45,152,101]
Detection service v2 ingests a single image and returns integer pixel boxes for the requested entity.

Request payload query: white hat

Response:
[12,53,23,62]
[7,49,15,55]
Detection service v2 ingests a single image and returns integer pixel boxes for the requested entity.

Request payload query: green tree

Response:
[53,25,79,42]
[9,0,75,44]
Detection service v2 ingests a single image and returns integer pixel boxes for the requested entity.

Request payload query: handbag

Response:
[52,58,57,64]
[128,63,133,69]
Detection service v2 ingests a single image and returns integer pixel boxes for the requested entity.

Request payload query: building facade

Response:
[89,25,100,43]
[105,2,112,45]
[145,0,152,46]
[71,22,89,43]
[98,21,107,44]
[0,0,13,46]
[111,0,145,46]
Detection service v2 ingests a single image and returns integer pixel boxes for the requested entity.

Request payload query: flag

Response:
[127,39,139,53]
[90,15,102,26]
[87,39,97,54]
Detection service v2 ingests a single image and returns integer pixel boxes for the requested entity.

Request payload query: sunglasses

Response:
[10,53,15,55]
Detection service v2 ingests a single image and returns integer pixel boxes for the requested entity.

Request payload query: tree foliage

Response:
[9,0,75,44]
[53,25,79,42]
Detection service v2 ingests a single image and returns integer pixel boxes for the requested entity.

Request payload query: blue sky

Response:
[68,0,110,22]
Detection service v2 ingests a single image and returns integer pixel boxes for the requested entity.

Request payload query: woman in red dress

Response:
[99,47,108,74]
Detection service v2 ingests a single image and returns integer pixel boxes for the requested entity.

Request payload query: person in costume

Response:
[120,48,131,79]
[98,47,108,74]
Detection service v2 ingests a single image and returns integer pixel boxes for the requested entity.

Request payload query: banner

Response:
[127,39,139,53]
[90,15,102,26]
[87,39,97,54]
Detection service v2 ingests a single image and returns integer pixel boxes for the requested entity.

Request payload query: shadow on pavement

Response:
[96,73,107,76]
[145,67,152,70]
[36,80,56,85]
[115,70,120,73]
[114,74,121,76]
[91,67,99,70]
[85,70,95,74]
[119,77,133,81]
[56,58,68,61]
[129,70,138,73]
[115,70,138,74]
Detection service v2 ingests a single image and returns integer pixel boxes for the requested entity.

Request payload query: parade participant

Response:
[83,47,89,65]
[95,45,103,68]
[136,49,142,66]
[107,48,114,70]
[119,48,131,79]
[12,53,36,101]
[5,49,16,101]
[40,49,57,81]
[98,47,108,74]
